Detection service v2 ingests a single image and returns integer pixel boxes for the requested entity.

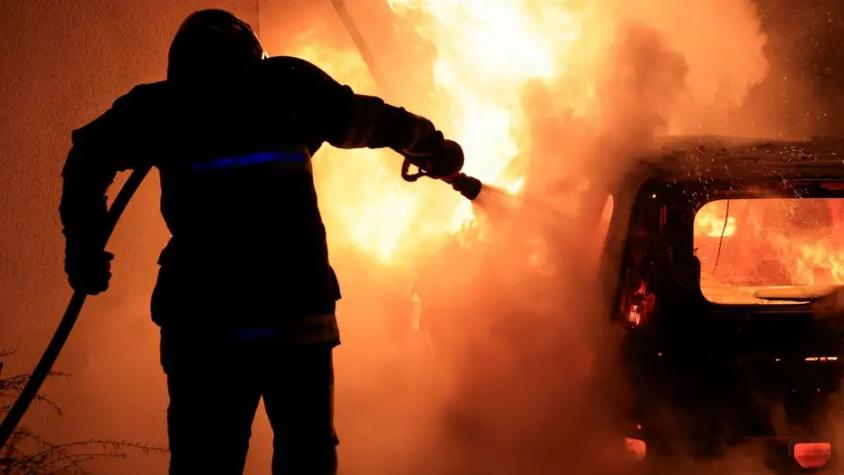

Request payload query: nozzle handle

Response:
[401,157,427,182]
[400,157,482,200]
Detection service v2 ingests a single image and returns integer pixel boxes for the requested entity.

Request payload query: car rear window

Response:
[695,198,844,305]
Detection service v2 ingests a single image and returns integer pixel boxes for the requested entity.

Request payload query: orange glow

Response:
[287,46,428,262]
[285,0,585,263]
[388,0,580,192]
[268,0,769,267]
[0,0,817,473]
[793,442,832,469]
[695,201,736,238]
[697,199,844,304]
[624,437,647,462]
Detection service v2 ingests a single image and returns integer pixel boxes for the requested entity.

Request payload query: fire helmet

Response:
[168,9,265,82]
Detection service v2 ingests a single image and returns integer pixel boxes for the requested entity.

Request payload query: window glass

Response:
[696,198,844,304]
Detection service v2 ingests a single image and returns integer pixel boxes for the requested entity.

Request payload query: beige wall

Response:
[0,2,264,473]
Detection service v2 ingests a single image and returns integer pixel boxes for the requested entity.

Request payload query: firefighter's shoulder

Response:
[113,81,169,110]
[72,81,168,145]
[258,56,339,86]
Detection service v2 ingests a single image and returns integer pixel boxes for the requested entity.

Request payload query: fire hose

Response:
[0,154,474,453]
[0,141,475,454]
[0,166,151,450]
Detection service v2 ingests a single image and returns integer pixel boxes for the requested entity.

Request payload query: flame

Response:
[770,234,844,286]
[763,201,844,287]
[389,0,581,191]
[697,199,844,301]
[286,45,426,262]
[268,0,767,264]
[694,201,737,238]
[278,1,583,263]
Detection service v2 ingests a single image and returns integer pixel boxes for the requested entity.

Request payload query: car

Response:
[600,136,844,473]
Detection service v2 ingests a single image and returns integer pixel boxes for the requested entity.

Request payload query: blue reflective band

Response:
[235,327,277,341]
[191,150,306,171]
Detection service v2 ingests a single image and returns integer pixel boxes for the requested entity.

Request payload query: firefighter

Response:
[59,9,464,475]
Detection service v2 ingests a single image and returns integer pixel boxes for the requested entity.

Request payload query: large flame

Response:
[265,0,768,269]
[282,1,585,263]
[388,0,580,192]
[289,44,427,262]
[694,201,737,238]
[697,199,844,303]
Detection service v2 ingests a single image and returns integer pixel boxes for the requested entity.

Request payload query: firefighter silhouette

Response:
[60,9,464,475]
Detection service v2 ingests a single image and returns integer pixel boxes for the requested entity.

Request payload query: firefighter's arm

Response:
[283,56,463,178]
[59,90,147,294]
[326,93,463,178]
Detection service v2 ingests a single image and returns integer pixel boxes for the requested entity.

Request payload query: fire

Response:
[694,201,737,238]
[266,0,768,264]
[388,0,580,191]
[697,199,844,302]
[770,234,844,286]
[761,200,844,287]
[277,1,584,263]
[286,45,427,262]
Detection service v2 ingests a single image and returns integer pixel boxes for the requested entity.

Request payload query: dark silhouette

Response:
[59,10,464,475]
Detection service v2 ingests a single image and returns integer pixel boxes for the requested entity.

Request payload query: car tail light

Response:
[619,282,655,329]
[792,442,832,469]
[626,303,645,327]
[624,437,647,462]
[820,182,844,191]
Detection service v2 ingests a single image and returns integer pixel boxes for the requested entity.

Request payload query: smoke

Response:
[739,0,844,138]
[295,0,844,471]
[1,0,843,474]
[269,1,772,474]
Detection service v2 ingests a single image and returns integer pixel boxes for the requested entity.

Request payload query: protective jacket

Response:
[60,56,439,342]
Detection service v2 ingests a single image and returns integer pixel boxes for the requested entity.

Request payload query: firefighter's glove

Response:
[429,139,465,179]
[65,245,113,295]
[400,115,464,179]
[403,137,465,179]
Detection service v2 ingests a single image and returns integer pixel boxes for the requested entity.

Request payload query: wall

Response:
[0,2,260,473]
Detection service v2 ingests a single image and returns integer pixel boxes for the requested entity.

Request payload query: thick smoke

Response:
[268,1,772,474]
[2,1,843,474]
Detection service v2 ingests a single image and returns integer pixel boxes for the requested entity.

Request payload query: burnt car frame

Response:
[599,137,844,472]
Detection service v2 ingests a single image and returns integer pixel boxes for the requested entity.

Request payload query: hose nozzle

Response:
[401,157,483,201]
[446,173,483,200]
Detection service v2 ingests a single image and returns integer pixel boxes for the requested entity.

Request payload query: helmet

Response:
[168,9,265,82]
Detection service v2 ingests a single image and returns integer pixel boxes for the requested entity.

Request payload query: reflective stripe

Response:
[191,149,311,172]
[233,312,339,345]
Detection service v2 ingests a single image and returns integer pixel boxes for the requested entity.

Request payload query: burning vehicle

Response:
[602,136,844,472]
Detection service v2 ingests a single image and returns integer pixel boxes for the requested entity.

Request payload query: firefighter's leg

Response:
[262,346,338,475]
[161,328,262,475]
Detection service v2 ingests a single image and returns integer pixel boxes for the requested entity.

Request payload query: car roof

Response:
[634,136,844,181]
